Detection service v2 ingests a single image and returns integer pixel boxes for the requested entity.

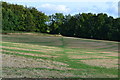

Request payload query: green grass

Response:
[2,48,46,55]
[2,33,119,78]
[3,51,48,60]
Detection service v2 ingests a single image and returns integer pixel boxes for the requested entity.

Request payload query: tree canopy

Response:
[2,2,48,32]
[2,2,120,41]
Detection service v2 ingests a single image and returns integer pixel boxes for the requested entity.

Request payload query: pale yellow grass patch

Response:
[101,52,114,54]
[81,59,118,68]
[85,52,94,53]
[12,42,62,51]
[101,52,118,57]
[3,67,77,78]
[2,50,57,58]
[6,33,39,36]
[2,54,71,70]
[66,52,77,54]
[2,41,61,50]
[2,46,49,53]
[69,55,107,59]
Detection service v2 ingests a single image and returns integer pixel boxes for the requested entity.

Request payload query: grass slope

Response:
[1,33,119,78]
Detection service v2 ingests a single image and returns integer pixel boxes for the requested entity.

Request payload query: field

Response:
[1,33,119,78]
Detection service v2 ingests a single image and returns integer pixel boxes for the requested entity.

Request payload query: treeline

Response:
[2,2,48,33]
[2,2,120,41]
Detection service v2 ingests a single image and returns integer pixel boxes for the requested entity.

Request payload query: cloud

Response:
[3,0,119,17]
[74,2,118,18]
[38,4,71,15]
[105,2,118,17]
[119,1,120,16]
[74,5,104,14]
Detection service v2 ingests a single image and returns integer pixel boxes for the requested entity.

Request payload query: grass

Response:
[1,32,119,78]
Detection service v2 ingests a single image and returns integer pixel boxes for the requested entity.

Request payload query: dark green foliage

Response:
[2,2,120,41]
[60,13,120,41]
[2,2,48,32]
[110,18,120,41]
[48,13,64,34]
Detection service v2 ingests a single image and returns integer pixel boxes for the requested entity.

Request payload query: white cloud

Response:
[105,2,118,17]
[38,4,71,14]
[119,2,120,16]
[2,0,119,17]
[74,2,118,18]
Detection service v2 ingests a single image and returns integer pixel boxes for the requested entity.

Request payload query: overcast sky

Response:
[3,0,120,18]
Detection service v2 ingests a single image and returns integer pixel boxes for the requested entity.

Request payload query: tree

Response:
[2,1,120,41]
[110,18,120,41]
[48,13,64,34]
[24,10,36,32]
[2,2,48,32]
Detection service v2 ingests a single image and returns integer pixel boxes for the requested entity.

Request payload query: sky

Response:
[2,0,120,18]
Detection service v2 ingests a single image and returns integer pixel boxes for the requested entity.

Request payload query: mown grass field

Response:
[1,33,119,78]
